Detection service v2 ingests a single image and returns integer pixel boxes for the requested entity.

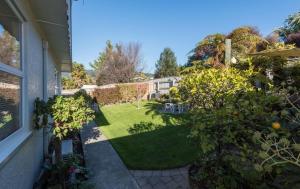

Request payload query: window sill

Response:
[0,129,32,169]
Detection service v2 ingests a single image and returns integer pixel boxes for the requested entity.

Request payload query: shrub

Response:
[179,67,286,188]
[179,68,255,110]
[48,95,95,162]
[117,84,138,103]
[92,83,148,105]
[74,90,94,105]
[92,87,121,105]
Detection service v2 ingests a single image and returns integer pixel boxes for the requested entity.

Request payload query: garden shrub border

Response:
[92,83,149,105]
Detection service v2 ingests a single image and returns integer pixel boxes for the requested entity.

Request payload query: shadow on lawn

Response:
[84,122,198,170]
[95,108,110,127]
[127,121,164,134]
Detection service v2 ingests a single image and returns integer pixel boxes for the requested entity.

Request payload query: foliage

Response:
[74,90,94,106]
[228,26,266,59]
[154,48,178,78]
[95,42,143,85]
[187,33,226,67]
[253,131,300,171]
[251,43,300,88]
[92,83,148,105]
[62,77,76,89]
[178,68,255,110]
[89,40,113,71]
[179,66,290,188]
[62,62,92,89]
[254,91,300,172]
[33,98,49,129]
[277,11,300,47]
[92,87,121,105]
[118,84,139,103]
[169,86,180,102]
[48,95,95,140]
[0,31,19,67]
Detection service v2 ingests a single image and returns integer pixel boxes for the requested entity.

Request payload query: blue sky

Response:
[72,0,299,73]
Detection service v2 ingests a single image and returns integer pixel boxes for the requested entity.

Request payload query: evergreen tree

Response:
[154,48,178,78]
[89,40,113,70]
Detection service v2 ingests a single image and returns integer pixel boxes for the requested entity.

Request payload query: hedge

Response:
[92,83,149,105]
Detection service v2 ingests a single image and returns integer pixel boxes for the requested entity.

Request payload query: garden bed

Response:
[33,133,89,189]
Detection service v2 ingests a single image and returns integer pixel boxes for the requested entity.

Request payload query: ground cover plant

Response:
[95,101,200,169]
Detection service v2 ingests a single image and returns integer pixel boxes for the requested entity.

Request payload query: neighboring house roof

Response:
[250,48,300,57]
[29,0,72,72]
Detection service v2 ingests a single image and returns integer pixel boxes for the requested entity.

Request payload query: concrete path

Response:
[81,121,140,189]
[130,166,190,189]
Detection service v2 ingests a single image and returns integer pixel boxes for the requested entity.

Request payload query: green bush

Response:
[48,95,95,140]
[92,87,121,105]
[92,83,148,105]
[74,90,94,105]
[179,67,287,188]
[179,68,255,110]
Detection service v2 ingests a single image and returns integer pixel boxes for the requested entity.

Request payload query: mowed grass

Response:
[95,101,200,170]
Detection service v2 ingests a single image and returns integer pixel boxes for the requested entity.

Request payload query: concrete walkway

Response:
[81,121,140,189]
[130,166,190,189]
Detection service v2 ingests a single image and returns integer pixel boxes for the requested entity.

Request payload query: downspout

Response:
[42,40,48,156]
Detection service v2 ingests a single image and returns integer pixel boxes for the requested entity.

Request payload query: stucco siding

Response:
[0,1,59,188]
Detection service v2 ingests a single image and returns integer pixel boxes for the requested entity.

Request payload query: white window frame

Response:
[0,0,31,169]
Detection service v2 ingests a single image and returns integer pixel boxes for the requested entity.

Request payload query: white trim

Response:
[0,63,23,77]
[0,129,32,169]
[0,1,29,167]
[42,40,48,100]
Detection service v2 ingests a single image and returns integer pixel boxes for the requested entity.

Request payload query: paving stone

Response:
[136,177,148,186]
[160,176,173,184]
[165,180,180,189]
[148,177,162,186]
[81,121,139,189]
[141,183,153,189]
[144,171,153,177]
[134,170,145,177]
[151,171,162,176]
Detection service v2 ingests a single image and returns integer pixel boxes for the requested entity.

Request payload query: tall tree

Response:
[96,42,143,85]
[277,12,300,47]
[187,34,226,68]
[154,48,178,78]
[62,62,92,89]
[227,26,265,58]
[89,40,113,70]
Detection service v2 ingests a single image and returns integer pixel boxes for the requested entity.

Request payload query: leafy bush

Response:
[92,87,121,105]
[117,84,137,102]
[74,90,94,105]
[48,95,95,140]
[179,68,255,110]
[92,83,148,105]
[47,95,95,164]
[179,67,287,188]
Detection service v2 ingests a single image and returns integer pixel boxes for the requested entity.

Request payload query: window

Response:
[0,1,23,142]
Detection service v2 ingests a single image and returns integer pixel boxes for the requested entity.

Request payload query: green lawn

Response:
[95,101,200,170]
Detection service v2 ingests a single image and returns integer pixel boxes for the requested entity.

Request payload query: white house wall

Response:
[0,1,60,188]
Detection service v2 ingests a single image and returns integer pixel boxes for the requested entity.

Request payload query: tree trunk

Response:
[54,137,65,188]
[54,137,62,163]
